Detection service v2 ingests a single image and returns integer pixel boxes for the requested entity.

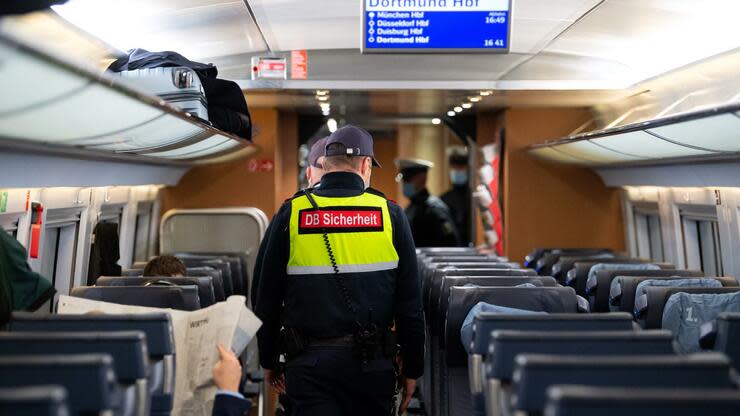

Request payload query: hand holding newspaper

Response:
[57,295,262,416]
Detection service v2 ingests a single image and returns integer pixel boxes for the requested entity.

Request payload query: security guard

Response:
[441,147,471,246]
[254,125,425,416]
[396,158,460,247]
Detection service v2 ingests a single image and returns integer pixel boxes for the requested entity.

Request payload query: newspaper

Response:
[57,295,262,416]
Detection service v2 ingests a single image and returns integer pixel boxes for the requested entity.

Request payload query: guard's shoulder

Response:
[365,187,387,198]
[284,188,308,203]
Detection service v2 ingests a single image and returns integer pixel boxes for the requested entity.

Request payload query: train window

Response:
[0,213,20,239]
[632,204,664,262]
[680,207,723,276]
[133,201,153,263]
[99,204,124,225]
[39,208,81,312]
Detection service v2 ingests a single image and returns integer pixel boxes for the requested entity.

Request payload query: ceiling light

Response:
[462,103,472,109]
[320,103,331,109]
[469,97,481,102]
[447,111,456,117]
[432,118,441,125]
[317,96,329,101]
[480,91,493,96]
[327,118,338,133]
[454,106,463,113]
[322,109,330,116]
[315,90,329,96]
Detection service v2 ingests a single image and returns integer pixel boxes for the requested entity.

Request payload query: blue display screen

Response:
[363,0,511,53]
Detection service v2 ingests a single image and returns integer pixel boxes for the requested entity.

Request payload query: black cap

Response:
[448,146,469,165]
[308,137,328,167]
[395,158,434,181]
[324,125,381,167]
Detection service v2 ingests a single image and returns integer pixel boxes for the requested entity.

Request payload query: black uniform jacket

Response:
[406,189,460,248]
[441,185,471,246]
[253,171,425,379]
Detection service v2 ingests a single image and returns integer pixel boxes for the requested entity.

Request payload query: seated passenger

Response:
[144,255,187,277]
[212,344,252,416]
[0,228,54,315]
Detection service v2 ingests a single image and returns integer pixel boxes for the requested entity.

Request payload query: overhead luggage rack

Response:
[0,28,255,164]
[528,102,740,167]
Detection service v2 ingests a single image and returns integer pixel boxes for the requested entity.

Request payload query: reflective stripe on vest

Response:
[288,192,399,275]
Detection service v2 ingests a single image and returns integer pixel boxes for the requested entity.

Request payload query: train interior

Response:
[2,0,740,415]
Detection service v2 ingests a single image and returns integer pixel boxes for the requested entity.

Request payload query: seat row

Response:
[0,251,252,416]
[416,246,740,416]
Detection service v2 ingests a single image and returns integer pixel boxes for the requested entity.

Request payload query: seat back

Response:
[0,386,69,416]
[549,255,621,282]
[186,266,226,301]
[487,330,676,382]
[544,386,740,416]
[512,353,733,413]
[662,291,740,352]
[70,285,201,311]
[431,276,557,337]
[96,276,216,307]
[639,286,740,328]
[565,261,660,295]
[122,268,145,276]
[445,286,579,365]
[177,257,234,296]
[715,312,740,371]
[424,266,533,311]
[0,332,149,416]
[588,269,704,312]
[535,249,614,276]
[10,312,175,415]
[612,275,737,314]
[0,355,121,415]
[172,252,248,297]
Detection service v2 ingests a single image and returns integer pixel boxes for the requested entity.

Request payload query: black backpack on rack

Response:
[108,49,252,141]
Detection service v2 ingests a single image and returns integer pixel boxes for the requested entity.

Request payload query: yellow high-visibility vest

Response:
[288,191,399,275]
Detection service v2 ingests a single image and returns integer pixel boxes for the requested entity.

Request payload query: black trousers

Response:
[285,347,396,416]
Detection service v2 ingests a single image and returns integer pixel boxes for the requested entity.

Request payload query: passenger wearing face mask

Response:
[441,147,471,246]
[396,158,459,247]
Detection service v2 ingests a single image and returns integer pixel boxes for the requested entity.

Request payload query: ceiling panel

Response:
[52,0,268,61]
[543,0,740,85]
[647,114,740,152]
[530,146,591,164]
[555,140,642,164]
[592,131,713,159]
[500,52,632,87]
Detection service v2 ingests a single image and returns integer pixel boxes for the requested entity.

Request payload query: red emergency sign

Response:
[298,207,384,234]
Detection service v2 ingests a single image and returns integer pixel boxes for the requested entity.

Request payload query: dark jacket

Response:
[0,229,54,313]
[406,189,459,248]
[254,172,425,379]
[212,393,251,416]
[441,185,471,246]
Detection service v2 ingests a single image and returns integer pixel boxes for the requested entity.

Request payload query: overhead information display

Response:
[362,0,511,53]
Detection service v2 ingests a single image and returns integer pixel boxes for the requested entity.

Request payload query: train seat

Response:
[70,285,201,311]
[711,312,740,371]
[485,330,676,416]
[10,312,175,416]
[185,267,226,301]
[662,291,740,353]
[512,353,735,414]
[176,257,235,297]
[609,275,737,314]
[96,276,217,308]
[441,286,581,416]
[0,331,149,416]
[0,354,121,416]
[544,386,740,416]
[564,261,662,296]
[466,313,633,413]
[0,385,69,416]
[635,286,740,328]
[172,253,247,297]
[587,269,704,312]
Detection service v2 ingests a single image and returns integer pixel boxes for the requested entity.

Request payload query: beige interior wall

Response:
[396,124,449,206]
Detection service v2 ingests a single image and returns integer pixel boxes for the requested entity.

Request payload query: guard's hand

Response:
[265,368,286,394]
[213,344,242,392]
[398,376,416,415]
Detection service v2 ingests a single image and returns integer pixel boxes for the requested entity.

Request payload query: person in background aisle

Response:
[441,147,472,247]
[306,136,328,188]
[254,125,425,415]
[212,344,252,416]
[143,255,187,277]
[396,158,460,247]
[0,228,54,315]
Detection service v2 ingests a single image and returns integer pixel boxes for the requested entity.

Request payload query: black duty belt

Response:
[307,334,355,347]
